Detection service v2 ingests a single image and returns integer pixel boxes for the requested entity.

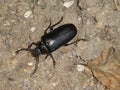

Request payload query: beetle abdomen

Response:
[41,24,77,52]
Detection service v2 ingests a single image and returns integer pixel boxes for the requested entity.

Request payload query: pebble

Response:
[27,62,33,66]
[63,1,74,8]
[76,65,85,72]
[30,27,36,32]
[24,10,32,18]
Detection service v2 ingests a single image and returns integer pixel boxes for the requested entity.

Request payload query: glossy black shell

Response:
[41,24,77,52]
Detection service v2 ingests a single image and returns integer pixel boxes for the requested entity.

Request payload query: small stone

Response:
[78,17,81,21]
[63,1,74,8]
[27,62,33,66]
[30,27,36,32]
[24,10,32,18]
[76,65,85,72]
[52,82,58,86]
[12,51,16,56]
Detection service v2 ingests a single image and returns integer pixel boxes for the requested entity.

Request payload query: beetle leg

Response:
[50,17,63,31]
[64,39,88,46]
[44,17,63,35]
[45,54,49,59]
[31,56,39,75]
[49,53,56,68]
[44,19,52,35]
[44,53,56,68]
[16,42,37,54]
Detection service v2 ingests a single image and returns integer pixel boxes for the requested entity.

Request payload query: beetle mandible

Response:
[16,17,85,74]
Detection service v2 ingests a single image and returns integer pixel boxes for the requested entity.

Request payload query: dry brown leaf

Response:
[93,69,120,90]
[87,47,113,68]
[86,47,120,90]
[93,69,111,89]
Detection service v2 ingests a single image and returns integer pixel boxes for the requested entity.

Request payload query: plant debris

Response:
[85,47,120,90]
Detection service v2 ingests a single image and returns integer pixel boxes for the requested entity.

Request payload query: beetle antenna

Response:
[15,48,32,55]
[16,42,37,54]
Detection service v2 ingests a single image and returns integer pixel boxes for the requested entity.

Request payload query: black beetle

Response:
[16,17,85,74]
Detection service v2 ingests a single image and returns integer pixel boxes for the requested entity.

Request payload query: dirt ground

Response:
[0,0,120,90]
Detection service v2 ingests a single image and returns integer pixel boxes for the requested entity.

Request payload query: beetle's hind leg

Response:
[16,42,37,54]
[64,39,88,46]
[44,17,63,35]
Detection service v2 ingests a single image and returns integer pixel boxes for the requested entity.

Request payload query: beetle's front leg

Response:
[16,42,37,54]
[49,53,56,68]
[45,54,49,59]
[31,56,39,75]
[44,52,56,68]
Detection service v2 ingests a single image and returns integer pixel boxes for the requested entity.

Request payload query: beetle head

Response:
[31,47,41,57]
[31,43,47,57]
[16,42,48,58]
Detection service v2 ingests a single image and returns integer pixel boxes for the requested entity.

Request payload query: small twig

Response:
[76,0,83,10]
[76,0,84,28]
